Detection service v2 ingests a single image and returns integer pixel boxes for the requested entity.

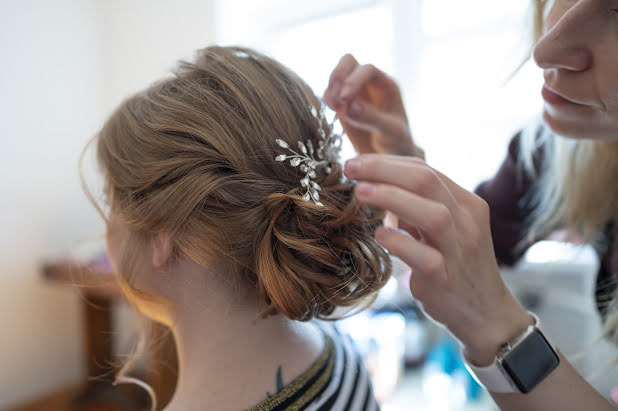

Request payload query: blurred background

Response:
[1,0,616,410]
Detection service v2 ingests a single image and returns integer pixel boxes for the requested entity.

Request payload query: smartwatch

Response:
[463,312,560,394]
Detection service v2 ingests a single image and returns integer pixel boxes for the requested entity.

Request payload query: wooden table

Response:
[40,257,178,411]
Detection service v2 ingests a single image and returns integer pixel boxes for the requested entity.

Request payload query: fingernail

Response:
[345,158,361,177]
[356,182,376,198]
[348,100,363,118]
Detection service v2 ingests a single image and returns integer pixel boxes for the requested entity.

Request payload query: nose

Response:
[533,1,594,72]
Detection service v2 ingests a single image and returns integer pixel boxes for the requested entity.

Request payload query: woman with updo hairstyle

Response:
[85,46,391,411]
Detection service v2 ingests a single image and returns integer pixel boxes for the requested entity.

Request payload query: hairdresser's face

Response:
[533,0,618,140]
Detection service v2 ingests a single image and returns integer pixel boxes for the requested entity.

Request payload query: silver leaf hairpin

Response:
[275,105,343,206]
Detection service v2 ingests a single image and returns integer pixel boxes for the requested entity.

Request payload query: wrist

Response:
[463,311,560,394]
[462,304,535,367]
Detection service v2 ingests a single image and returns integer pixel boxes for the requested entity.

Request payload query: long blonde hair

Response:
[82,46,391,409]
[521,0,618,347]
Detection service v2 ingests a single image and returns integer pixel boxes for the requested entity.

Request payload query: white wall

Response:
[98,0,216,114]
[0,0,215,408]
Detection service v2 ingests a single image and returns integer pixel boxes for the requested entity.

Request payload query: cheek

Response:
[598,56,618,131]
[603,65,618,111]
[604,90,618,123]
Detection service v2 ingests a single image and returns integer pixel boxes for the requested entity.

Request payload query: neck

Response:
[160,260,323,411]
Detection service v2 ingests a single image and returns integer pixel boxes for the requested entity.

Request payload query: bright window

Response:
[215,0,544,190]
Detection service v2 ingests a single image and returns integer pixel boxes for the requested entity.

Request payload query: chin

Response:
[542,110,595,140]
[542,109,618,141]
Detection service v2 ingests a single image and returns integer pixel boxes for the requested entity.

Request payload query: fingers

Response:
[324,55,395,110]
[338,63,384,102]
[346,153,477,211]
[356,182,458,255]
[425,166,475,206]
[398,220,424,241]
[345,154,458,213]
[375,227,446,284]
[323,54,359,109]
[344,100,411,141]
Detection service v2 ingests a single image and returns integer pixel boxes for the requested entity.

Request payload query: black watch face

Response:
[500,329,560,394]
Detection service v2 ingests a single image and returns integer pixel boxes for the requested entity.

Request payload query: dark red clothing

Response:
[474,133,618,318]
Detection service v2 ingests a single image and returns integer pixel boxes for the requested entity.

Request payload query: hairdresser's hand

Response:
[344,155,533,367]
[323,54,422,158]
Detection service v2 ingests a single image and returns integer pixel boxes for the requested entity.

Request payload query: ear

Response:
[151,231,173,268]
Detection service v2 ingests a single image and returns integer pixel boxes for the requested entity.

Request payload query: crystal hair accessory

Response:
[275,106,343,206]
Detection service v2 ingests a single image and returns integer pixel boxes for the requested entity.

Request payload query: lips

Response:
[541,84,584,106]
